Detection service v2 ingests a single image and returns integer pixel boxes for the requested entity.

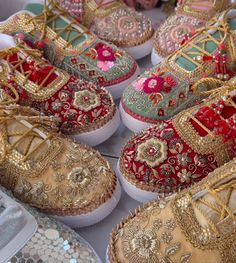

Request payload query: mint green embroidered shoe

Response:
[120,8,236,132]
[0,0,139,99]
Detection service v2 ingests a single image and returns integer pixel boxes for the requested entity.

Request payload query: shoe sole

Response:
[119,102,152,133]
[69,108,121,147]
[124,37,153,60]
[117,160,160,203]
[52,179,121,228]
[151,47,164,66]
[106,66,141,100]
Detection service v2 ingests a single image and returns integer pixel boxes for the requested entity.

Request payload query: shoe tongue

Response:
[24,3,44,16]
[192,176,236,229]
[175,10,236,73]
[25,3,88,47]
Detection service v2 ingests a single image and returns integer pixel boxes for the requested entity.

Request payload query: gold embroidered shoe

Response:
[0,186,102,263]
[0,33,120,147]
[118,80,236,203]
[121,8,236,132]
[0,89,121,228]
[0,0,139,99]
[152,0,229,65]
[107,159,236,263]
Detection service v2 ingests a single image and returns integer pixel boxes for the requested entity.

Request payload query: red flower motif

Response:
[143,76,164,94]
[97,46,116,62]
[71,58,78,64]
[169,99,177,107]
[98,76,105,84]
[164,75,177,87]
[158,108,164,116]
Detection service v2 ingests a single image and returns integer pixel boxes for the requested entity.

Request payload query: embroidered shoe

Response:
[0,97,121,227]
[120,8,236,132]
[108,159,236,263]
[0,0,139,99]
[118,85,236,202]
[0,33,120,147]
[0,186,102,263]
[81,0,154,59]
[152,0,229,65]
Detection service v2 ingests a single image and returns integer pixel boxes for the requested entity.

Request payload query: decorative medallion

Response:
[136,137,168,168]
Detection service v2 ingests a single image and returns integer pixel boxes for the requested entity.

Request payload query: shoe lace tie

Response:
[28,0,89,49]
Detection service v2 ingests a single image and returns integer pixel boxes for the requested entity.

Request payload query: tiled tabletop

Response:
[78,8,167,262]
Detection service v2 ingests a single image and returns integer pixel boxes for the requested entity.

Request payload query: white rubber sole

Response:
[119,102,152,133]
[151,47,165,66]
[117,160,159,203]
[105,246,110,263]
[106,66,141,100]
[69,108,120,147]
[53,180,121,228]
[124,37,153,60]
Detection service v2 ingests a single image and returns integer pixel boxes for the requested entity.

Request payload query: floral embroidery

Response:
[136,138,168,168]
[97,61,114,72]
[125,229,159,261]
[72,90,101,112]
[133,77,147,91]
[143,76,165,94]
[96,45,116,62]
[67,167,91,189]
[149,93,163,105]
[177,169,192,183]
[132,67,177,96]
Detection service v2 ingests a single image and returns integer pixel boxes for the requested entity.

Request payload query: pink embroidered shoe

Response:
[152,0,229,65]
[118,84,236,202]
[0,33,120,147]
[61,0,154,59]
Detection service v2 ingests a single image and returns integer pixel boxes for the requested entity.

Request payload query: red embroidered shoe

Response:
[0,33,120,146]
[118,81,236,202]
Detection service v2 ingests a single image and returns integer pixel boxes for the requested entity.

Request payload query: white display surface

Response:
[79,9,167,261]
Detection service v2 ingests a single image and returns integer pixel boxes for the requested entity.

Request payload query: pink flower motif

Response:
[96,46,116,62]
[97,61,114,72]
[143,76,164,94]
[133,77,147,91]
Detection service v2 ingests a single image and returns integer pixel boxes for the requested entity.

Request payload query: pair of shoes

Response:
[0,0,140,99]
[0,185,102,262]
[120,7,236,132]
[152,0,230,65]
[118,78,236,202]
[107,158,236,263]
[57,0,154,59]
[0,90,121,228]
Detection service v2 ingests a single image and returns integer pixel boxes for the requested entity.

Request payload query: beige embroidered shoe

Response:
[152,0,229,65]
[0,92,121,228]
[107,158,236,263]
